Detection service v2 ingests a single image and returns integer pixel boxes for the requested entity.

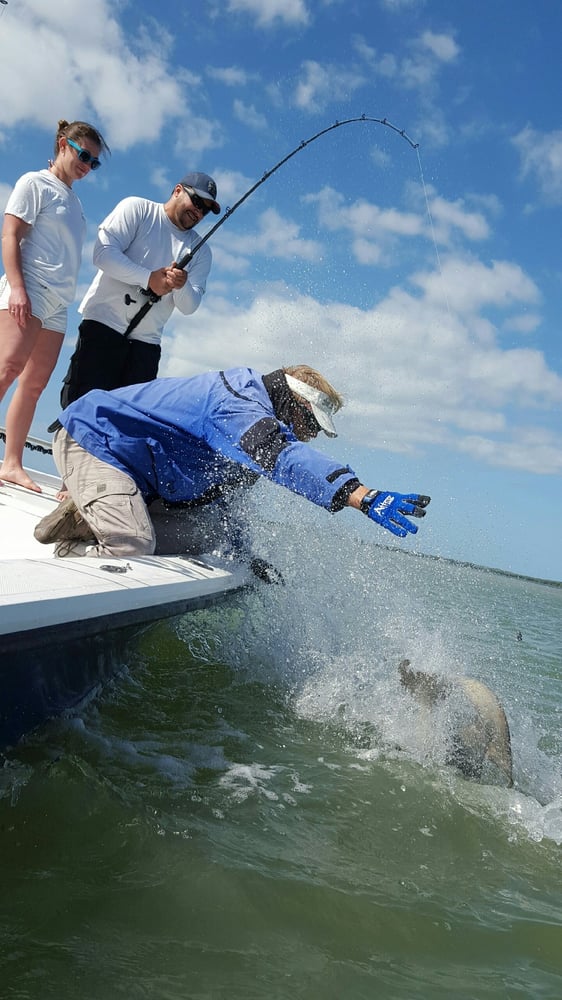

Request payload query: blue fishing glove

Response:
[360,490,431,538]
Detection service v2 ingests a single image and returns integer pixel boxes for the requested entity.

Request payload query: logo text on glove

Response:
[372,494,395,515]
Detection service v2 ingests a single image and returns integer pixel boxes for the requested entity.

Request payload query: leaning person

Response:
[58,172,220,407]
[34,364,431,559]
[0,118,109,492]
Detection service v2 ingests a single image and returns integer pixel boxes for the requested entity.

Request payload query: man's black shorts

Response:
[60,319,162,408]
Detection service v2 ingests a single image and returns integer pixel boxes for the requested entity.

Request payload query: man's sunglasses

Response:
[66,137,102,171]
[182,185,212,216]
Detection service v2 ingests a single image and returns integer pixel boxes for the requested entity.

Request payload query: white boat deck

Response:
[0,467,61,558]
[0,463,249,645]
[0,439,251,747]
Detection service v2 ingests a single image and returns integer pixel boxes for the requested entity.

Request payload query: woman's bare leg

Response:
[0,324,63,492]
[0,308,41,486]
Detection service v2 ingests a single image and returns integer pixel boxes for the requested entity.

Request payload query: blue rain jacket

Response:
[59,367,359,510]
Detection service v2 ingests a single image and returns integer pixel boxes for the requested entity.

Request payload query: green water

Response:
[1,527,561,998]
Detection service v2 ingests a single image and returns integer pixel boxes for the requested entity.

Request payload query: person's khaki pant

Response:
[53,428,155,558]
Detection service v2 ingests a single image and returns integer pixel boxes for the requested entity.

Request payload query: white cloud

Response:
[427,195,490,243]
[226,0,310,27]
[370,147,392,169]
[380,0,425,9]
[468,192,502,218]
[459,430,562,475]
[160,256,559,474]
[415,110,450,147]
[399,31,460,93]
[378,53,400,78]
[306,185,492,258]
[352,36,377,64]
[173,116,225,158]
[502,313,541,335]
[512,126,562,204]
[233,100,268,131]
[308,186,424,247]
[400,55,437,89]
[0,0,202,149]
[419,31,460,63]
[209,168,256,209]
[352,239,383,265]
[149,167,174,197]
[293,61,365,113]
[410,257,541,314]
[207,66,254,86]
[353,28,460,103]
[220,207,322,260]
[465,345,561,406]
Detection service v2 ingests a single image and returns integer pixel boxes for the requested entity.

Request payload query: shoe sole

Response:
[34,498,93,544]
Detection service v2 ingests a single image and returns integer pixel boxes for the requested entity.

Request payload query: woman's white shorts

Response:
[0,272,67,334]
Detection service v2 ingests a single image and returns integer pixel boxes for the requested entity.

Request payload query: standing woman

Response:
[0,118,109,492]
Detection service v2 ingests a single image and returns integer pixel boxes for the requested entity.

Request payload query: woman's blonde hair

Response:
[283,364,344,412]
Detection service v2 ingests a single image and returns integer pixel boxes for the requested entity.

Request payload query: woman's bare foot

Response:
[0,465,42,493]
[55,488,70,502]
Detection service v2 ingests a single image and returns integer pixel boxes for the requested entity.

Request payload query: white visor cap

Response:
[285,374,338,438]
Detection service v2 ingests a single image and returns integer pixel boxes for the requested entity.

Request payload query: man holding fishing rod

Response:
[35,364,431,561]
[57,171,220,408]
[56,117,418,409]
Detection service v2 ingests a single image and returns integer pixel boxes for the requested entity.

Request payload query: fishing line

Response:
[415,145,453,321]
[124,114,420,337]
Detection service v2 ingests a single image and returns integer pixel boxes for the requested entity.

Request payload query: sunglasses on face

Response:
[182,185,212,216]
[66,137,102,171]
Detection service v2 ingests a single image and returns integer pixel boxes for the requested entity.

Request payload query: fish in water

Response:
[398,659,513,787]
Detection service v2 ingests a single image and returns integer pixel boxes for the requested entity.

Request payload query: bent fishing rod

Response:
[124,115,419,338]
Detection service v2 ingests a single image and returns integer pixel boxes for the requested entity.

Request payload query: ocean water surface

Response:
[1,505,561,999]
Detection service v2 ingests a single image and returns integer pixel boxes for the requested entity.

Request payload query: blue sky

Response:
[0,0,561,581]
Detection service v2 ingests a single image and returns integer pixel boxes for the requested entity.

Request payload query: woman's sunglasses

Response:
[182,185,212,216]
[66,137,102,171]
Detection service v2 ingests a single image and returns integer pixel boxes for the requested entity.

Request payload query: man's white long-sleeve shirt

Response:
[78,196,212,344]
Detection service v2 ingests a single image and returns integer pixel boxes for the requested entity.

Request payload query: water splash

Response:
[174,494,562,837]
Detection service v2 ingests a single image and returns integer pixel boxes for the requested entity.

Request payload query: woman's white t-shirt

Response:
[4,169,86,306]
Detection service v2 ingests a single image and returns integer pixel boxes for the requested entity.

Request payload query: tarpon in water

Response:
[398,659,513,787]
